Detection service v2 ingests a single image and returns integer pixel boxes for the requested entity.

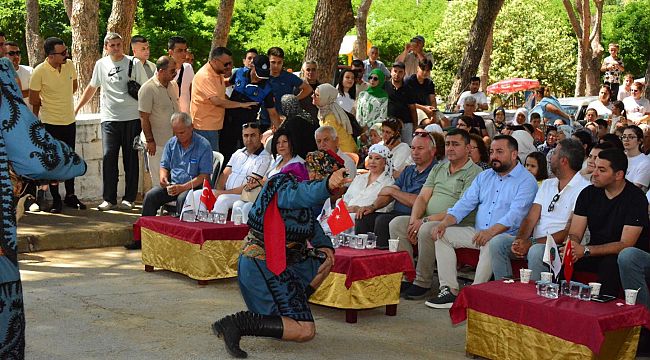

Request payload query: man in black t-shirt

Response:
[385,61,417,144]
[564,148,649,296]
[404,59,437,119]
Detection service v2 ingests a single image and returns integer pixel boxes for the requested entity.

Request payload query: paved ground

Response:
[20,248,468,360]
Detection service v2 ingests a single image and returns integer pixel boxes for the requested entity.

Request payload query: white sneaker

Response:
[120,200,134,210]
[98,201,116,211]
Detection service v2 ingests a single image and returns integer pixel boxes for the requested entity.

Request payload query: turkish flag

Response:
[563,240,574,282]
[327,200,354,235]
[200,178,216,212]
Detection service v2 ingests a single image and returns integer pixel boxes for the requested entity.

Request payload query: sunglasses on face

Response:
[368,76,379,81]
[6,51,20,56]
[412,132,435,143]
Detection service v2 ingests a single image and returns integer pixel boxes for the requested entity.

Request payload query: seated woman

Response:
[356,69,388,128]
[336,69,357,114]
[524,152,549,183]
[456,116,480,136]
[493,107,507,134]
[469,134,490,170]
[344,144,395,222]
[381,118,412,177]
[314,83,357,153]
[358,122,382,169]
[580,142,614,180]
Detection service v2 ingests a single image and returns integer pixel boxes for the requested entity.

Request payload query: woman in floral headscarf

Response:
[313,84,357,153]
[356,68,388,128]
[343,143,394,217]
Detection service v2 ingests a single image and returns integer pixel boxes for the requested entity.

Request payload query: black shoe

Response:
[212,311,284,359]
[124,242,142,250]
[49,198,62,214]
[400,281,412,294]
[64,194,87,210]
[424,286,458,309]
[404,284,431,300]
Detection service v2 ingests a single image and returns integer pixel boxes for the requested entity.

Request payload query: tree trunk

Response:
[304,0,355,84]
[352,0,372,61]
[563,0,604,96]
[447,0,504,109]
[211,0,236,48]
[478,27,493,93]
[71,0,100,113]
[645,57,650,100]
[105,0,138,55]
[63,0,73,20]
[25,0,45,67]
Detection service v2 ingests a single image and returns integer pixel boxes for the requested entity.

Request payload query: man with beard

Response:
[426,135,538,309]
[489,139,590,281]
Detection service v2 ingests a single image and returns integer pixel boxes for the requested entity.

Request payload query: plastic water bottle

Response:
[232,208,243,225]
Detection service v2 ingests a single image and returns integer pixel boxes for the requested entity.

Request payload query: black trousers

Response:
[141,186,192,216]
[354,211,406,249]
[101,120,141,204]
[44,122,77,198]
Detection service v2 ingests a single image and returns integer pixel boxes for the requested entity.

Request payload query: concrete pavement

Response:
[20,248,468,360]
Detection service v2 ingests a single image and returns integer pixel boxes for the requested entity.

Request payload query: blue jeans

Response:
[194,129,219,152]
[489,234,547,281]
[618,247,650,309]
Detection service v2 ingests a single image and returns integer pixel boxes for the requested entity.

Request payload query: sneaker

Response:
[98,201,116,211]
[424,286,457,309]
[49,198,62,214]
[119,200,134,210]
[404,284,431,300]
[64,194,87,210]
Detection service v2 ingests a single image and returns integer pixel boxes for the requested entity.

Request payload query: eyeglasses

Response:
[548,193,560,212]
[6,51,20,56]
[368,76,379,81]
[620,135,637,140]
[50,49,68,56]
[242,122,260,129]
[215,58,232,67]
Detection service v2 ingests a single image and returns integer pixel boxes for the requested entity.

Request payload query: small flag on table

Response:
[180,188,196,221]
[200,178,216,212]
[543,234,562,279]
[327,200,354,235]
[563,239,574,282]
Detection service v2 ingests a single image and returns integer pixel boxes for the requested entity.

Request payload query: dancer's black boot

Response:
[212,311,284,358]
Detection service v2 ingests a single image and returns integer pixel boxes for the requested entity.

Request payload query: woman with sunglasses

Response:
[313,83,357,153]
[621,125,650,192]
[622,82,650,125]
[356,69,388,128]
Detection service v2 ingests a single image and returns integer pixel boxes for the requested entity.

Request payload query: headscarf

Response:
[368,143,392,176]
[281,94,311,122]
[305,150,344,179]
[366,69,388,99]
[316,83,353,134]
[513,108,529,125]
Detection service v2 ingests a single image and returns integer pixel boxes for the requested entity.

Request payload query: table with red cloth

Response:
[449,280,650,359]
[133,216,249,284]
[309,247,415,323]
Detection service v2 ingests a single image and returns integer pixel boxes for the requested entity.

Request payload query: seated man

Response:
[314,125,357,180]
[490,139,590,281]
[564,148,648,296]
[391,129,482,299]
[355,132,437,249]
[427,135,538,309]
[213,122,271,214]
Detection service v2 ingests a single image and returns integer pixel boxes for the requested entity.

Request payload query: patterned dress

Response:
[0,59,86,358]
[238,173,333,322]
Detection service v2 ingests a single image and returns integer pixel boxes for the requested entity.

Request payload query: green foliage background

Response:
[1,0,647,97]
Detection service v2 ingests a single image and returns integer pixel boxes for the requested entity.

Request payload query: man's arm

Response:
[514,203,541,240]
[209,96,256,109]
[295,81,312,100]
[140,111,156,156]
[159,167,170,188]
[268,107,281,129]
[74,85,98,114]
[570,224,643,262]
[29,90,41,116]
[215,166,231,191]
[73,79,78,93]
[408,104,418,126]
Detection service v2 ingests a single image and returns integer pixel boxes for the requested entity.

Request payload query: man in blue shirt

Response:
[426,135,538,308]
[355,133,437,248]
[258,47,312,131]
[141,112,213,217]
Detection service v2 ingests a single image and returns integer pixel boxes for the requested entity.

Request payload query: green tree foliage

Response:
[602,0,650,78]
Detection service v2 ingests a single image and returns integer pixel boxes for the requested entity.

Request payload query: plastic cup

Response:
[579,285,592,301]
[570,282,582,298]
[388,239,399,252]
[357,234,368,249]
[541,272,553,283]
[233,214,243,226]
[546,283,559,299]
[519,268,532,284]
[589,282,601,297]
[625,289,639,305]
[560,280,571,296]
[216,213,227,224]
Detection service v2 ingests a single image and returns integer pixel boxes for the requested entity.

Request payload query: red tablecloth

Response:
[332,247,415,288]
[133,216,249,246]
[450,281,650,354]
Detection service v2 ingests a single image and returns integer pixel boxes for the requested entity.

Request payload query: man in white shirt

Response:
[168,36,194,113]
[456,76,488,111]
[4,41,32,102]
[314,126,357,180]
[489,139,590,280]
[131,35,156,79]
[75,32,147,211]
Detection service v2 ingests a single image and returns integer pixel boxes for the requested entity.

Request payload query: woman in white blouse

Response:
[381,118,412,178]
[343,143,394,216]
[265,128,305,179]
[336,69,357,114]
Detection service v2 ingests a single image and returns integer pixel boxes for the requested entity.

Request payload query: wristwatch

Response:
[583,246,591,257]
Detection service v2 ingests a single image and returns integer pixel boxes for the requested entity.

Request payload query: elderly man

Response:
[490,139,590,281]
[138,56,180,187]
[355,132,437,249]
[426,135,538,309]
[392,129,482,299]
[456,76,488,111]
[314,126,357,180]
[459,96,488,139]
[213,122,272,215]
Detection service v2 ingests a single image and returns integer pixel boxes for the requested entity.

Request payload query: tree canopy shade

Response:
[603,0,650,79]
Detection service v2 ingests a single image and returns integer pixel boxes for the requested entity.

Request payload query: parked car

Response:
[557,96,599,122]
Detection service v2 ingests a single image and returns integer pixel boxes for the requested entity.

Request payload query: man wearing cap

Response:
[395,35,434,78]
[220,54,280,165]
[385,61,418,143]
